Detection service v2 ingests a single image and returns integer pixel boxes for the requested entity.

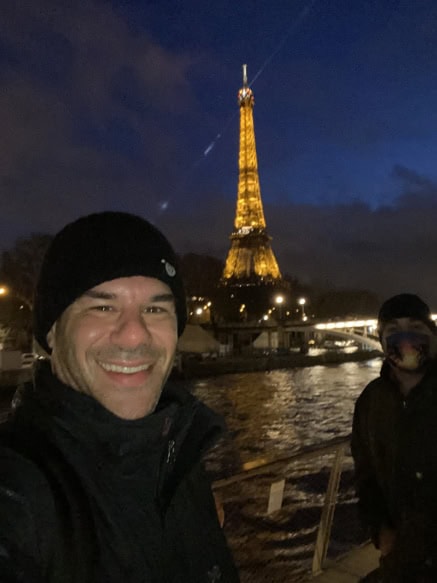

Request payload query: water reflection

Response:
[179,358,382,476]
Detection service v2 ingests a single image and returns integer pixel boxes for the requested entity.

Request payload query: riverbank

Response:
[0,350,383,388]
[176,349,382,379]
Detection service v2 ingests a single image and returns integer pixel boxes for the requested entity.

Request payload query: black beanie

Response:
[378,293,435,332]
[34,211,187,353]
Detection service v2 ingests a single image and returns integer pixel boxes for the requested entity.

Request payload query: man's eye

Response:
[144,306,166,314]
[92,305,113,312]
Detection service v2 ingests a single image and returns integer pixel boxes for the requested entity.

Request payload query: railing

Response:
[213,436,367,582]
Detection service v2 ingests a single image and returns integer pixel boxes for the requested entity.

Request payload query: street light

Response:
[0,286,8,296]
[274,294,284,321]
[298,297,307,321]
[274,294,286,350]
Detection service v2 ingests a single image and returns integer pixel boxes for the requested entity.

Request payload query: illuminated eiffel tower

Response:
[222,64,282,287]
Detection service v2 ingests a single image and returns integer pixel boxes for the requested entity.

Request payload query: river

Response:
[179,356,383,476]
[183,358,383,581]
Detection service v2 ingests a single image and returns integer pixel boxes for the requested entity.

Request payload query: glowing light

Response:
[0,286,8,296]
[297,297,307,321]
[275,295,284,305]
[315,319,378,330]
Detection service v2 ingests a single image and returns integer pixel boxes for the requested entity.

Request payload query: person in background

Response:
[0,211,239,583]
[352,293,437,582]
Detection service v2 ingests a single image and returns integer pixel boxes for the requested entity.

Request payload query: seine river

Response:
[178,357,383,477]
[179,358,383,581]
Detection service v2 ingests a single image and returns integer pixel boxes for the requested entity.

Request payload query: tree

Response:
[179,253,224,297]
[0,234,52,309]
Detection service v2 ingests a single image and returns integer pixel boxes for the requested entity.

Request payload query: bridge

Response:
[212,313,437,354]
[311,319,381,350]
[214,318,383,353]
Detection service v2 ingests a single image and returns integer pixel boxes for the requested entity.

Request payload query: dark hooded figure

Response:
[352,293,437,582]
[0,212,239,583]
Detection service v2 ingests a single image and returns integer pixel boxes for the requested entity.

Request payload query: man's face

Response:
[381,317,436,371]
[47,276,178,420]
[381,317,433,347]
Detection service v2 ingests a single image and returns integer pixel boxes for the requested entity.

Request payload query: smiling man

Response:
[47,276,178,420]
[352,294,437,583]
[0,212,239,583]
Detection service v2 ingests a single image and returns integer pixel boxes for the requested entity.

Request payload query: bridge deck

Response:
[311,544,379,582]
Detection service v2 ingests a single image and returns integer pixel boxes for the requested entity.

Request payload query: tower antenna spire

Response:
[242,63,248,87]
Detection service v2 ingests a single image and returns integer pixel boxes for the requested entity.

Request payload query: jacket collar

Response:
[15,360,224,466]
[380,357,437,398]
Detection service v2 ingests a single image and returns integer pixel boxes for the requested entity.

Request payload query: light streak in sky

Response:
[251,0,319,87]
[199,0,319,162]
[204,142,215,156]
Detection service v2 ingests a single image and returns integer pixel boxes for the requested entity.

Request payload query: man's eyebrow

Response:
[82,291,174,302]
[83,290,116,300]
[150,293,174,303]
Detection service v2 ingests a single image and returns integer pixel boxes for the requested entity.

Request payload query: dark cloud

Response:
[0,0,201,246]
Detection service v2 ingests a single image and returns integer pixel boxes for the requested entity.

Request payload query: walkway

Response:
[311,544,379,582]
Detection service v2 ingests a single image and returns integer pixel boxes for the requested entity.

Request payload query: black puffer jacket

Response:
[0,362,239,583]
[351,361,437,579]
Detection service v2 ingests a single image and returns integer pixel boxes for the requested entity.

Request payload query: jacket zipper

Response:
[166,439,176,464]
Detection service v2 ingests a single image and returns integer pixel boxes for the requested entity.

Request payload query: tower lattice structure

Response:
[222,64,282,286]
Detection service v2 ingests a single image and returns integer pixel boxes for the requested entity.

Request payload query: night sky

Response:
[2,0,437,306]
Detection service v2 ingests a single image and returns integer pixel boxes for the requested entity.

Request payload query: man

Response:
[352,293,437,582]
[0,212,239,582]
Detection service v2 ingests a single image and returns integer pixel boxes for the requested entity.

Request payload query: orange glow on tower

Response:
[222,65,281,284]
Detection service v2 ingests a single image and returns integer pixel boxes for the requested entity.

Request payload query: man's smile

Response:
[98,361,152,374]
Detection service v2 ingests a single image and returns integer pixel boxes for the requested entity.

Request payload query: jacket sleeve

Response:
[167,462,240,582]
[0,448,50,583]
[351,390,394,547]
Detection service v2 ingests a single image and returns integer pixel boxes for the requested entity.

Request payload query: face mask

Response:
[385,331,431,372]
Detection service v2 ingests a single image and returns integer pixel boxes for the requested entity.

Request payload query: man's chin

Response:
[100,389,162,419]
[389,358,425,374]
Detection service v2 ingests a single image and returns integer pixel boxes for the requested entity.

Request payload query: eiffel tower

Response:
[222,64,282,287]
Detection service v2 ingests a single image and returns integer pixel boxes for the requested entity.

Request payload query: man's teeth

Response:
[100,363,151,374]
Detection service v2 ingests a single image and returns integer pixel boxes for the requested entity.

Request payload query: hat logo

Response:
[161,259,176,277]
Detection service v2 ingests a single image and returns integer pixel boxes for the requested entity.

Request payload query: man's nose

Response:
[110,311,152,348]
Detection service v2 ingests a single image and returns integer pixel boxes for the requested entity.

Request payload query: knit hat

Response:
[34,211,187,352]
[378,293,435,334]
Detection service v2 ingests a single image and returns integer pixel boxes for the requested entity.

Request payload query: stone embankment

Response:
[0,350,383,388]
[176,349,382,379]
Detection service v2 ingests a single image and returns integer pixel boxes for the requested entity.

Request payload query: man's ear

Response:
[46,323,57,351]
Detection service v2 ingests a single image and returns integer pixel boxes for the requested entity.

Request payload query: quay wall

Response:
[177,349,382,379]
[0,350,383,388]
